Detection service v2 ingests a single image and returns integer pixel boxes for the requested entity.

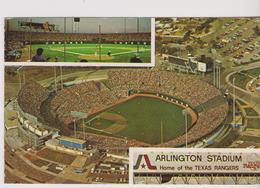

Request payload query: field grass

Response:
[247,119,260,129]
[246,67,260,77]
[244,108,258,116]
[37,148,76,165]
[230,67,260,89]
[88,117,115,130]
[84,96,192,145]
[238,135,260,143]
[230,73,252,90]
[31,43,151,63]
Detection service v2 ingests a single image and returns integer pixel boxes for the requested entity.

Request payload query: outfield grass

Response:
[84,96,192,145]
[31,43,151,63]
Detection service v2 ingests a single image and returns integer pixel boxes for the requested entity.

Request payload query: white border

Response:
[1,0,260,187]
[0,0,260,17]
[3,17,154,67]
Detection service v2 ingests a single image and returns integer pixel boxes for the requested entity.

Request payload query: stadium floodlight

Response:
[182,108,188,148]
[71,111,88,119]
[213,61,216,87]
[233,77,236,125]
[53,67,57,92]
[71,111,88,139]
[136,18,140,53]
[64,17,67,62]
[16,66,24,89]
[60,67,63,90]
[99,24,102,62]
[73,119,77,138]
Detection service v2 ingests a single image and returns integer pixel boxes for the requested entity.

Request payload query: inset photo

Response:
[4,17,152,65]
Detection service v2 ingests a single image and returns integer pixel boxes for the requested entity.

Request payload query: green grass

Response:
[84,96,192,145]
[31,43,151,63]
[247,119,260,129]
[237,99,247,106]
[88,117,115,130]
[230,67,260,90]
[244,108,258,116]
[239,135,260,143]
[230,73,252,90]
[246,67,260,77]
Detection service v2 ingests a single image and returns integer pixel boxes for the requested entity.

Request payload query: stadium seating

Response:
[5,31,151,46]
[17,80,49,118]
[17,70,228,147]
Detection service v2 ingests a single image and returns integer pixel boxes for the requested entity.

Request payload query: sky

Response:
[6,17,151,33]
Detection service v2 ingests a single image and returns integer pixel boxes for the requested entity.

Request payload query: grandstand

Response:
[17,69,229,148]
[17,80,49,118]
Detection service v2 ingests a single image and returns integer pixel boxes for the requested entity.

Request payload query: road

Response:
[225,62,260,114]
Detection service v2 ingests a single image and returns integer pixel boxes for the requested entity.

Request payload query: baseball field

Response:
[31,43,151,62]
[83,96,193,145]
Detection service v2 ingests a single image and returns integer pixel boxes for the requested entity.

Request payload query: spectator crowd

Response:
[17,69,228,148]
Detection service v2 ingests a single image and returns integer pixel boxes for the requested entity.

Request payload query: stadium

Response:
[5,18,151,63]
[4,17,260,184]
[16,68,228,148]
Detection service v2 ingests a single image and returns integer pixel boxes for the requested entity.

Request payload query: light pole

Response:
[54,67,57,92]
[233,77,236,125]
[99,24,101,62]
[136,18,140,54]
[17,70,21,90]
[218,63,221,89]
[182,108,188,148]
[60,66,63,90]
[16,66,23,90]
[74,119,77,138]
[213,61,215,86]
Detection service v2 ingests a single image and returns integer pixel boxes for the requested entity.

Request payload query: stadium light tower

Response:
[213,61,216,86]
[74,119,77,138]
[83,118,86,140]
[182,108,188,148]
[213,60,221,89]
[124,17,126,33]
[16,66,23,90]
[29,18,32,61]
[60,66,63,90]
[99,24,102,62]
[233,77,236,125]
[64,17,67,62]
[136,18,140,54]
[53,67,57,92]
[218,64,221,88]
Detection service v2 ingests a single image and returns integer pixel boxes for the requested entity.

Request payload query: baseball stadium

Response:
[4,17,260,185]
[4,18,151,63]
[14,68,228,148]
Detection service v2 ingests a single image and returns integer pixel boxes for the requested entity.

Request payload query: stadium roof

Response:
[168,55,187,66]
[7,17,151,34]
[4,110,19,130]
[71,155,88,168]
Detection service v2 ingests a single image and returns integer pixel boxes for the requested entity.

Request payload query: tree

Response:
[253,25,260,36]
[186,45,194,54]
[183,30,192,41]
